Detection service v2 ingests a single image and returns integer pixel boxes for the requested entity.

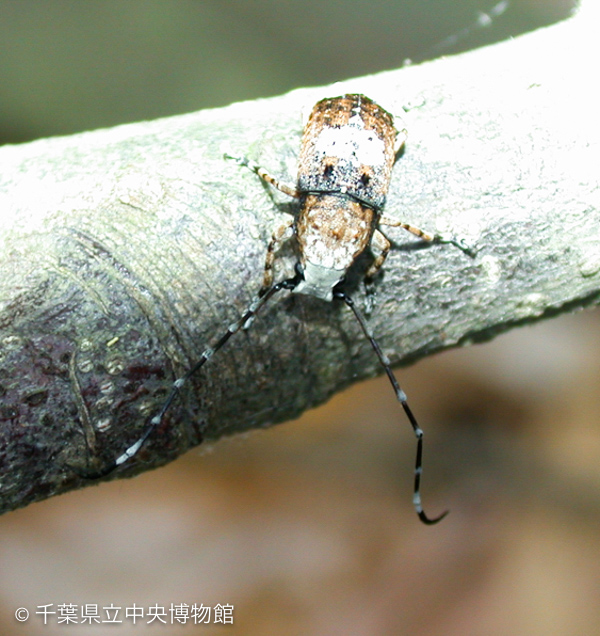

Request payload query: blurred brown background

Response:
[2,1,598,635]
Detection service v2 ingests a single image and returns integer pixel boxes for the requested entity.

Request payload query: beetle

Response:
[74,94,472,524]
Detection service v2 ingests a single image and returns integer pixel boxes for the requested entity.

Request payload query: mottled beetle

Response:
[78,94,471,524]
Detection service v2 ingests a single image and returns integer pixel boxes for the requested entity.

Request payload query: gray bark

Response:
[1,3,599,513]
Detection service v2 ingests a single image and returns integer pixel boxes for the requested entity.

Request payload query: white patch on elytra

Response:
[313,120,385,166]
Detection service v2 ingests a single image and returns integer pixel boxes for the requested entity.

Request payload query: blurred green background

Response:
[0,0,571,143]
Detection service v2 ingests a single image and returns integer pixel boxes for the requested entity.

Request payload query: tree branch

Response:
[1,3,599,513]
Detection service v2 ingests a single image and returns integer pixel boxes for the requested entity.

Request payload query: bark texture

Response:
[1,3,599,513]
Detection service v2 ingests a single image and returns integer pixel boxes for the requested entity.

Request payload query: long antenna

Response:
[70,274,301,479]
[333,289,448,525]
